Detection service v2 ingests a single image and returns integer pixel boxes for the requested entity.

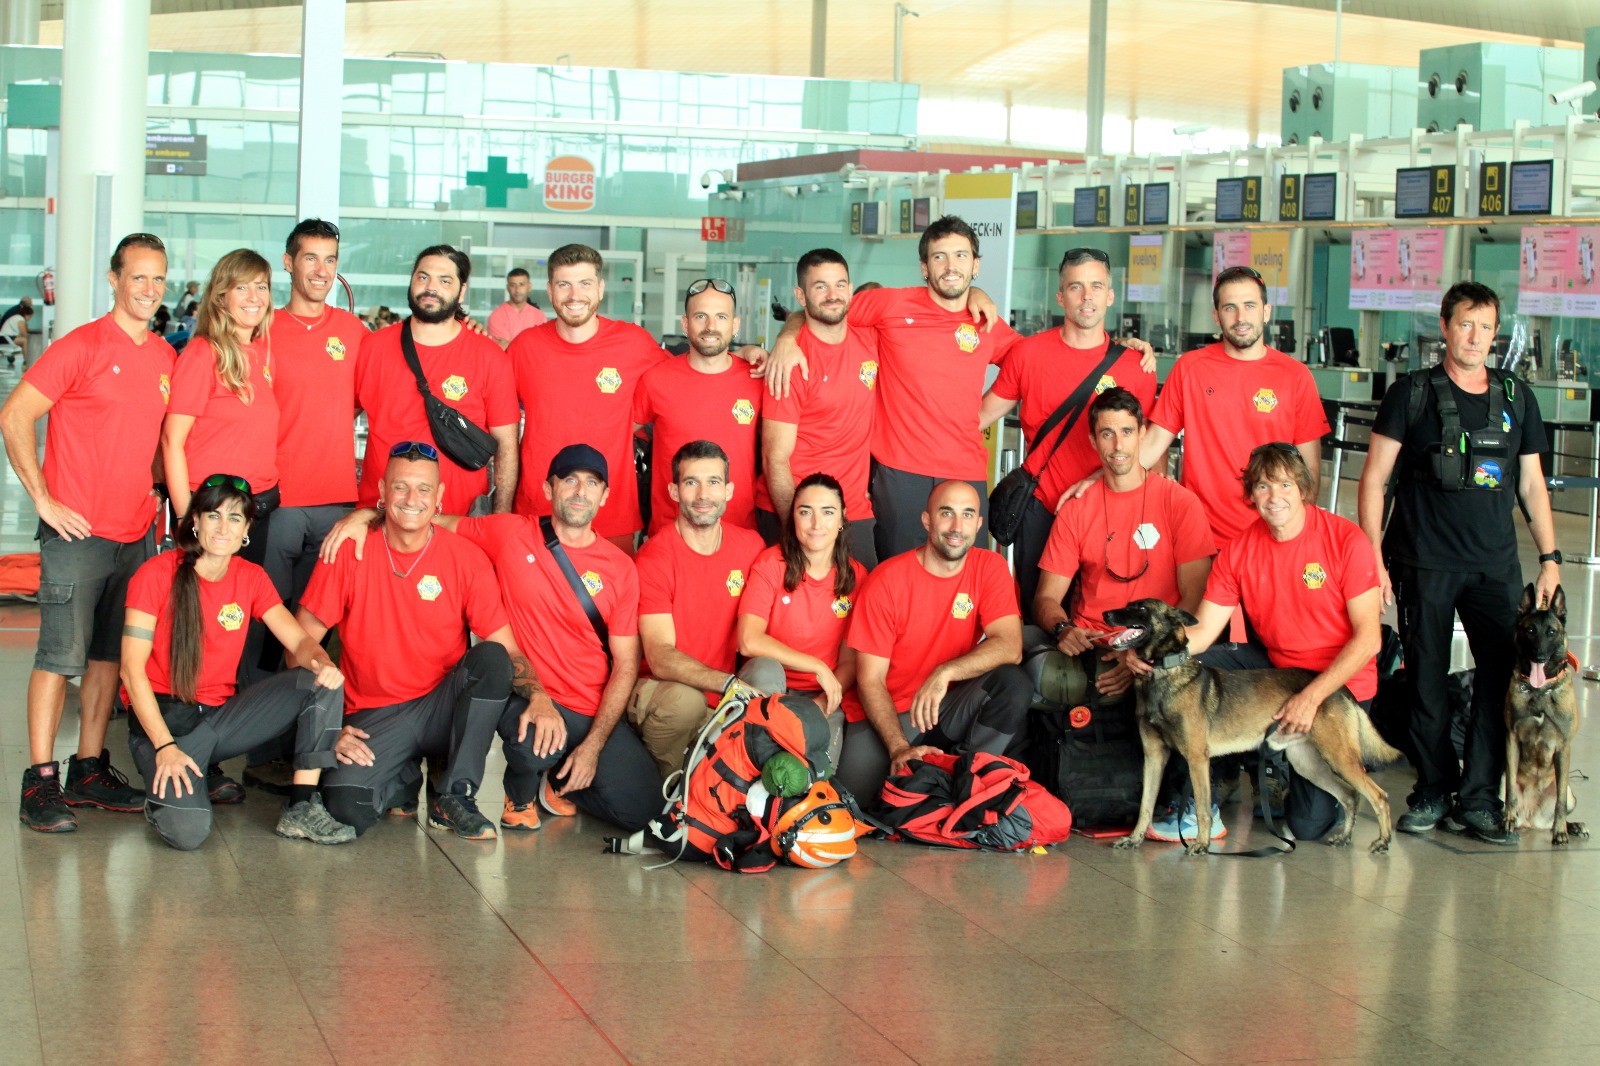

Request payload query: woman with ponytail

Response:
[120,474,352,850]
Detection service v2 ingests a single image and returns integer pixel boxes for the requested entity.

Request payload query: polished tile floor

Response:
[5,360,1600,1064]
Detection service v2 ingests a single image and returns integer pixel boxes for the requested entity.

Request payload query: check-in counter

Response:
[1530,381,1593,516]
[1311,368,1376,488]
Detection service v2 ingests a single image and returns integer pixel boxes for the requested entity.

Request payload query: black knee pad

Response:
[322,784,380,837]
[464,641,513,699]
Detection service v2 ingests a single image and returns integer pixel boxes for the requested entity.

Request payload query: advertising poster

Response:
[1399,229,1447,314]
[1349,229,1398,309]
[1249,230,1292,306]
[1212,231,1251,284]
[1126,235,1164,303]
[943,171,1017,318]
[1516,226,1600,319]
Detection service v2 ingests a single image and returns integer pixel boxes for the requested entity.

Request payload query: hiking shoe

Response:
[275,794,356,845]
[388,781,440,818]
[1145,800,1227,843]
[63,750,144,812]
[207,766,245,805]
[428,792,497,840]
[539,773,577,818]
[500,795,542,832]
[1397,796,1449,834]
[19,763,76,833]
[1444,807,1519,846]
[242,759,294,797]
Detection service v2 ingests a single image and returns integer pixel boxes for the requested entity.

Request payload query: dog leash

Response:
[1175,724,1296,857]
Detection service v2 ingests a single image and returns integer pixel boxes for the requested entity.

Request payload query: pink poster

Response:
[1562,226,1600,319]
[1517,226,1571,315]
[1401,229,1446,313]
[1349,229,1399,310]
[1213,231,1251,283]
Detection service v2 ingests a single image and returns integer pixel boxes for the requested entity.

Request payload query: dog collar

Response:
[1521,650,1580,689]
[1153,649,1191,669]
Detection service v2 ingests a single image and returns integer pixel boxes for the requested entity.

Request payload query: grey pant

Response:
[129,668,342,851]
[755,507,879,571]
[242,503,351,692]
[871,461,989,561]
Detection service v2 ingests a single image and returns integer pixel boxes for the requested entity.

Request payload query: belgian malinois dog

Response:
[1102,599,1401,855]
[1506,583,1588,846]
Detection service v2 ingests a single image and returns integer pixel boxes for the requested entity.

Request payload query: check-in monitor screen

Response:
[1508,160,1554,215]
[1302,173,1337,221]
[1142,183,1170,225]
[1394,167,1433,219]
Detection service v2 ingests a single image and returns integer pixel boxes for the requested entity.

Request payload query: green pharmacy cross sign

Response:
[466,156,529,208]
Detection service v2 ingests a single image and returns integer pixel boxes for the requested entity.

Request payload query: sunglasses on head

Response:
[201,473,251,493]
[1059,247,1111,270]
[1218,265,1265,283]
[1250,441,1301,460]
[687,277,735,298]
[389,441,440,461]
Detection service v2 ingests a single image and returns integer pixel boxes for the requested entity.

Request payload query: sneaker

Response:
[19,763,76,833]
[500,795,542,832]
[388,781,439,818]
[242,759,294,797]
[207,766,245,805]
[539,773,577,818]
[1444,807,1519,846]
[1397,795,1450,834]
[63,750,145,812]
[1145,800,1227,843]
[428,791,497,840]
[275,794,356,845]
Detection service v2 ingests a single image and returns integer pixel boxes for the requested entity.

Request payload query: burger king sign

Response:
[544,156,597,212]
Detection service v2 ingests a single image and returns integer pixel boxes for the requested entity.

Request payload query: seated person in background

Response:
[121,474,350,850]
[1,301,34,367]
[628,440,782,778]
[737,472,866,765]
[306,442,516,841]
[833,480,1030,803]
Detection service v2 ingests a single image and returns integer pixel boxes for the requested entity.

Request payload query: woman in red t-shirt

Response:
[161,249,281,568]
[121,474,350,851]
[738,474,866,762]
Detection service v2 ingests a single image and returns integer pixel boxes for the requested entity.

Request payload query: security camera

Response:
[699,168,733,190]
[1550,81,1597,107]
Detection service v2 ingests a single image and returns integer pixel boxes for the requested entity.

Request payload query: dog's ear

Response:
[1551,584,1566,622]
[1179,610,1199,626]
[1519,583,1537,615]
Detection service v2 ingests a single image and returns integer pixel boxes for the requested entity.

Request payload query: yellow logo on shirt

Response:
[831,595,853,619]
[581,570,603,595]
[596,367,622,394]
[262,364,274,387]
[326,337,346,361]
[1301,563,1327,590]
[440,375,467,401]
[731,398,756,425]
[159,374,171,405]
[1252,388,1279,414]
[417,575,443,601]
[859,360,879,390]
[216,603,244,631]
[954,323,980,354]
[1095,374,1117,394]
[951,593,974,620]
[726,569,746,596]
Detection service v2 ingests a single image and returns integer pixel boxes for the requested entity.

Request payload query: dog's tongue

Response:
[1529,662,1548,689]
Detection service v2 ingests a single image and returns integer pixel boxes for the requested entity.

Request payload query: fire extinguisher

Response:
[39,269,55,306]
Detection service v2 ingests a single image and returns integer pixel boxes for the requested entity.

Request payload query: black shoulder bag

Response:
[988,343,1125,545]
[399,321,498,471]
[539,516,612,668]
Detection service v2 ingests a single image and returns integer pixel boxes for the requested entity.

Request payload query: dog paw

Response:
[1325,831,1352,848]
[1568,822,1590,840]
[1369,837,1390,854]
[1111,835,1143,850]
[1184,840,1210,857]
[1553,829,1570,846]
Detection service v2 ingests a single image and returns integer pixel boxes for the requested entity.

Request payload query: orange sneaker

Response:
[539,773,577,818]
[500,795,542,832]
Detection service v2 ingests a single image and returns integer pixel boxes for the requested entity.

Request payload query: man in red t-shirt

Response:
[755,249,880,567]
[354,245,519,516]
[302,444,517,840]
[834,481,1030,803]
[486,267,547,348]
[444,443,659,832]
[629,440,780,777]
[632,279,762,534]
[1034,388,1215,714]
[0,233,173,832]
[982,247,1158,621]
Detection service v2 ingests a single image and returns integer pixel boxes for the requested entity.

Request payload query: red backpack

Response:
[869,751,1072,850]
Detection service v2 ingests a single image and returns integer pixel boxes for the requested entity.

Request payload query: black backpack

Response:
[1023,699,1144,831]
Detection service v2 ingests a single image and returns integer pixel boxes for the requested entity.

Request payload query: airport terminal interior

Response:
[7,0,1600,1062]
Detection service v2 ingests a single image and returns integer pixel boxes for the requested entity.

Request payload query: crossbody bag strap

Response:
[399,321,436,400]
[1030,343,1127,470]
[539,516,612,668]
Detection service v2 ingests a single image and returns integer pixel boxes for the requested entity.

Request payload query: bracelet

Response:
[154,740,177,754]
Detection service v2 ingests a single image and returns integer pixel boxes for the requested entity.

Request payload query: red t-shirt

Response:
[755,323,878,519]
[842,547,1020,723]
[24,315,174,542]
[848,286,1020,480]
[270,306,364,506]
[636,523,765,676]
[168,337,279,494]
[1038,474,1215,630]
[456,515,639,717]
[1149,343,1330,545]
[1205,506,1379,701]
[631,357,762,534]
[299,528,508,712]
[509,318,667,536]
[354,323,517,514]
[989,331,1157,507]
[738,545,868,691]
[126,551,281,707]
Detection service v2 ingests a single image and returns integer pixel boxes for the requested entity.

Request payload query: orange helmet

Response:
[770,782,864,868]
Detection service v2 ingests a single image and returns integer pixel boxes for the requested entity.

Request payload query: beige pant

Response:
[627,657,786,778]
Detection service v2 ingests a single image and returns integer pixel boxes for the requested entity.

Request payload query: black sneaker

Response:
[1444,807,1519,846]
[207,765,245,805]
[19,762,76,833]
[63,750,145,812]
[1396,795,1449,834]
[428,791,497,841]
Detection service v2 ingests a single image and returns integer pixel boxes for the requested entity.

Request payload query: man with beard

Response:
[353,245,518,515]
[833,480,1029,803]
[628,440,780,777]
[631,279,762,534]
[754,248,879,567]
[486,267,546,348]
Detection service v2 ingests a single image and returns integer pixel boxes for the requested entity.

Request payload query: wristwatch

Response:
[1052,620,1071,641]
[1539,550,1563,565]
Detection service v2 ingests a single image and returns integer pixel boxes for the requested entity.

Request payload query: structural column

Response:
[1086,0,1107,157]
[295,0,346,225]
[1,0,41,44]
[57,0,150,333]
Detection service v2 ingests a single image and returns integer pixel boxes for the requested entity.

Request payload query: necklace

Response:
[383,525,434,578]
[279,307,326,331]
